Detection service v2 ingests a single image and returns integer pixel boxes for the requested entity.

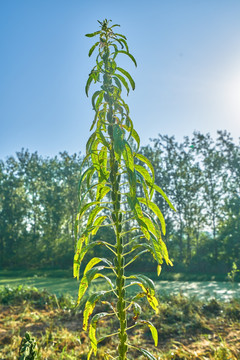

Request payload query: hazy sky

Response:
[1,0,240,159]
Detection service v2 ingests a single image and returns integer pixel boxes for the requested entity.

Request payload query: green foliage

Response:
[0,284,75,309]
[19,332,37,360]
[74,19,174,359]
[0,150,82,269]
[228,262,240,283]
[1,287,240,359]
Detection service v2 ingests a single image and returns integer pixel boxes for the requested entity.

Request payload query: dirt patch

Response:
[1,300,240,359]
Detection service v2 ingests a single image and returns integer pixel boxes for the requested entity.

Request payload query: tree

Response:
[0,155,28,267]
[192,132,225,261]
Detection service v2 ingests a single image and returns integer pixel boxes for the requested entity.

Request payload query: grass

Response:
[0,285,239,359]
[1,270,240,301]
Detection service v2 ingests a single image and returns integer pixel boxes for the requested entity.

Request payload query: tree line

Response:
[0,130,239,274]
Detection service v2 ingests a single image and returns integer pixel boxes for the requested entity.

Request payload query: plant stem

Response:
[102,33,128,360]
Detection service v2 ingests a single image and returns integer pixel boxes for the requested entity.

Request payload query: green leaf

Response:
[90,111,99,131]
[91,90,101,110]
[115,37,129,52]
[109,42,118,58]
[87,257,114,275]
[73,236,85,279]
[113,124,125,155]
[85,31,101,37]
[117,50,137,67]
[77,266,104,304]
[78,201,100,220]
[87,348,93,360]
[123,141,134,171]
[125,249,149,268]
[84,258,102,275]
[91,311,109,324]
[83,291,106,330]
[135,164,153,187]
[138,215,157,239]
[127,193,140,213]
[115,38,124,50]
[138,348,157,360]
[85,72,95,97]
[138,198,166,235]
[86,132,96,154]
[110,24,120,29]
[88,42,99,57]
[116,67,135,90]
[95,91,104,110]
[87,206,106,227]
[133,302,142,316]
[74,238,113,280]
[112,32,127,40]
[157,264,162,276]
[98,145,109,176]
[115,74,130,95]
[138,321,158,346]
[78,166,94,197]
[89,312,109,355]
[153,184,176,211]
[128,274,159,313]
[92,215,107,235]
[89,323,97,355]
[131,129,140,151]
[149,236,163,266]
[135,154,155,181]
[159,238,172,265]
[113,76,122,91]
[90,137,101,169]
[97,273,115,289]
[96,185,110,202]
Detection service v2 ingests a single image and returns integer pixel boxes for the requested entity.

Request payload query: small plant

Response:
[74,19,175,359]
[227,262,239,283]
[19,332,37,360]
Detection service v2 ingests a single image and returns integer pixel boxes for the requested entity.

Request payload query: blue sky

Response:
[1,0,240,159]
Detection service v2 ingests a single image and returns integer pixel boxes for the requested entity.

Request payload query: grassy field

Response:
[0,285,239,359]
[1,270,240,301]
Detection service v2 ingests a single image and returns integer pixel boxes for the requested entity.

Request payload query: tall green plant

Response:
[74,19,175,360]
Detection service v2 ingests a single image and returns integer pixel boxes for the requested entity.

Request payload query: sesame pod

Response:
[116,277,121,288]
[116,277,124,288]
[108,125,113,136]
[122,333,127,343]
[119,213,122,223]
[117,245,123,253]
[119,268,124,277]
[107,112,113,123]
[118,344,128,354]
[117,301,121,312]
[114,161,118,173]
[110,171,114,183]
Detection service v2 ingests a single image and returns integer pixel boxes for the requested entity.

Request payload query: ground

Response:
[0,287,239,359]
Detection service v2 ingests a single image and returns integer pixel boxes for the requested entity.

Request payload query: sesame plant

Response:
[74,19,175,360]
